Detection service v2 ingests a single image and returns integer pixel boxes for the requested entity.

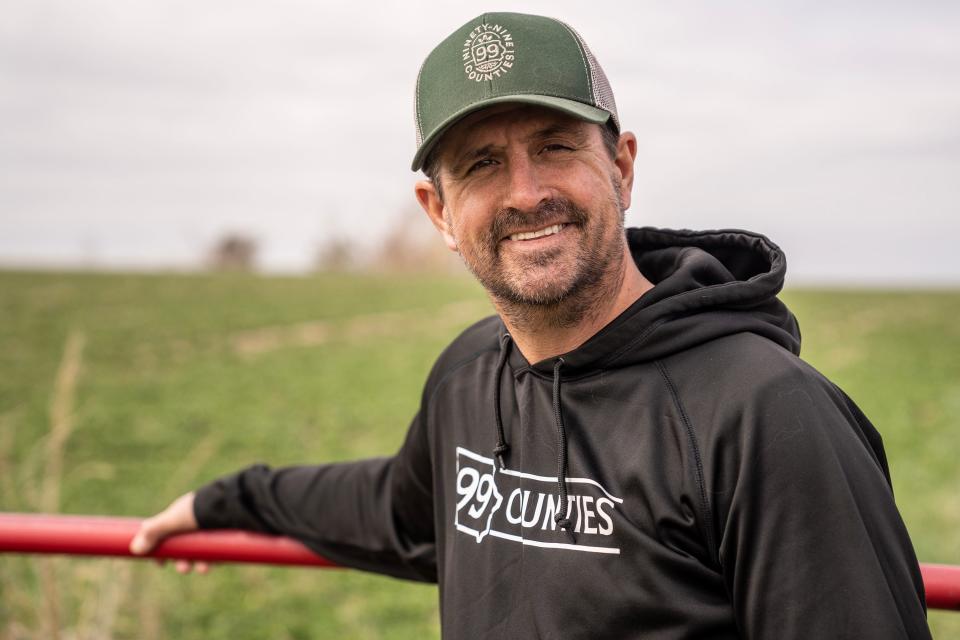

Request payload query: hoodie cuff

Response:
[192,476,234,530]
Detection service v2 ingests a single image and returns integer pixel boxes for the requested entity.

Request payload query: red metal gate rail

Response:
[0,513,335,567]
[1,513,957,610]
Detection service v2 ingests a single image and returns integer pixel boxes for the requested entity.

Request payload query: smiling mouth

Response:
[507,223,567,242]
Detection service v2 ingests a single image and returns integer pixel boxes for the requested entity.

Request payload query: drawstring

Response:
[492,333,512,470]
[551,358,575,543]
[489,337,576,543]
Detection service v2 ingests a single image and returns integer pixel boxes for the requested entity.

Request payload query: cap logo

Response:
[462,23,515,82]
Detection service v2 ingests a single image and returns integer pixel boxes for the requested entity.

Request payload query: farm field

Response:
[1,269,958,638]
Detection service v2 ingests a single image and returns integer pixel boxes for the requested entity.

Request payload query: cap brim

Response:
[411,95,611,171]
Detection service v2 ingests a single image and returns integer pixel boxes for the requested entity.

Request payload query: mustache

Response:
[488,198,589,242]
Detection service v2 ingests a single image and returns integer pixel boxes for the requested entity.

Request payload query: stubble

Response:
[453,180,627,332]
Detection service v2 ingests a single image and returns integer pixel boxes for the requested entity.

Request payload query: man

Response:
[131,12,931,638]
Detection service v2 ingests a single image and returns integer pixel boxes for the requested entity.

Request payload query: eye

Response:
[466,158,497,175]
[540,143,573,154]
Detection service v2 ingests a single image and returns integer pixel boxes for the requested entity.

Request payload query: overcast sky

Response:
[2,0,958,284]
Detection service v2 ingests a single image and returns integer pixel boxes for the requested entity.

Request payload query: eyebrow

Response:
[527,122,589,144]
[449,121,590,175]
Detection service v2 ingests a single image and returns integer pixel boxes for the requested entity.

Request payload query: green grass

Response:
[0,271,957,638]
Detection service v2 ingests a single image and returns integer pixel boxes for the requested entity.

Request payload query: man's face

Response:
[418,105,634,308]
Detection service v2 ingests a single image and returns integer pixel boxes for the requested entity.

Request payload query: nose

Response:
[502,153,550,212]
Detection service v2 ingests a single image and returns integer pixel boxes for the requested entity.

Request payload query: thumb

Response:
[130,517,164,555]
[130,492,198,555]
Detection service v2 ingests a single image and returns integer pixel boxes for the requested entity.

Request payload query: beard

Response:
[452,182,626,329]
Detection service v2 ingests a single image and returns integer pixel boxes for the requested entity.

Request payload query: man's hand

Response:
[129,491,210,574]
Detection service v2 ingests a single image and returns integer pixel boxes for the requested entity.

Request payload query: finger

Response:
[195,562,211,575]
[130,518,161,555]
[130,492,198,556]
[175,559,192,574]
[131,515,174,555]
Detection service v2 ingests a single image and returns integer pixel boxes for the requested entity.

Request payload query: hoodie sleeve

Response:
[706,364,930,639]
[192,408,437,583]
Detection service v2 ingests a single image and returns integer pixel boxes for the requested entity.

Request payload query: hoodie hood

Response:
[507,227,801,377]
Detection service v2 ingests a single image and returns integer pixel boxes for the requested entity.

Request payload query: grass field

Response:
[1,269,958,638]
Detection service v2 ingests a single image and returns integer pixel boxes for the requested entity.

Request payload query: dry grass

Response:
[36,330,85,640]
[40,331,86,513]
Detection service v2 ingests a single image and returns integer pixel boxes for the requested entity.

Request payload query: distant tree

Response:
[207,233,258,272]
[314,237,355,272]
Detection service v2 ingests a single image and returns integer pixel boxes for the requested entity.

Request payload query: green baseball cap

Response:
[412,12,620,171]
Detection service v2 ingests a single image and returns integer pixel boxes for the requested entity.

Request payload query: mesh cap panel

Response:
[559,21,620,132]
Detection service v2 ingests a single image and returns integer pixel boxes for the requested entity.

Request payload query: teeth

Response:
[509,224,565,242]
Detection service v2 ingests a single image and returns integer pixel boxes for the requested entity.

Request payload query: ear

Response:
[612,131,638,211]
[415,179,458,252]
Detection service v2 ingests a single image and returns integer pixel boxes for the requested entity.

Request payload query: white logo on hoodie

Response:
[454,446,622,554]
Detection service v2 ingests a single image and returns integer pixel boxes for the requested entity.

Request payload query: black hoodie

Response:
[195,227,930,639]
